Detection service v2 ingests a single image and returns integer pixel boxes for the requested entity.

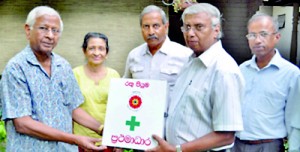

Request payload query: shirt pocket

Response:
[182,86,208,117]
[130,65,144,78]
[160,62,183,87]
[160,60,184,75]
[56,81,71,107]
[185,86,207,104]
[256,84,286,115]
[160,67,181,75]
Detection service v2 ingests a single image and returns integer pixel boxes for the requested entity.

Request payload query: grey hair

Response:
[247,12,279,33]
[182,3,223,39]
[139,5,168,26]
[25,6,64,32]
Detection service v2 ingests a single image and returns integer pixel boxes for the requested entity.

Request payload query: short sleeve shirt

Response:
[123,37,192,111]
[1,45,83,152]
[167,41,244,146]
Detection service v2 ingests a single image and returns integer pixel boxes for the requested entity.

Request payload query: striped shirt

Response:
[167,41,244,149]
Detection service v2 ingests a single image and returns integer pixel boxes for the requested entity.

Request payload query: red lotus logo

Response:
[128,95,142,110]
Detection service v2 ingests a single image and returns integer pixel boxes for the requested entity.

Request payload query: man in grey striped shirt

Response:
[146,3,244,152]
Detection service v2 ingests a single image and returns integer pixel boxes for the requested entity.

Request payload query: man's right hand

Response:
[75,135,107,151]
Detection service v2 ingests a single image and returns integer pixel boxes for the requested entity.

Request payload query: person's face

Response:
[84,37,108,66]
[182,12,220,56]
[247,17,280,59]
[25,14,61,55]
[141,11,169,49]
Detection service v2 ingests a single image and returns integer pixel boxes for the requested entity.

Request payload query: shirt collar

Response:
[143,36,170,56]
[159,36,172,55]
[196,40,223,68]
[25,45,61,67]
[248,49,283,70]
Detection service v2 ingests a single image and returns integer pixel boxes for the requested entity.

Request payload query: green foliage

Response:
[173,0,198,13]
[0,142,5,152]
[0,121,5,142]
[123,149,133,152]
[0,121,5,151]
[284,139,289,152]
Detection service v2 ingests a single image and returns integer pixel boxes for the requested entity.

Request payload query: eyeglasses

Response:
[246,31,276,40]
[181,24,206,33]
[34,26,61,35]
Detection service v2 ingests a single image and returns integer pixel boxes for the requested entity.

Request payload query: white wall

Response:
[0,0,165,75]
[259,6,300,65]
[259,6,273,15]
[298,16,300,65]
[273,6,293,60]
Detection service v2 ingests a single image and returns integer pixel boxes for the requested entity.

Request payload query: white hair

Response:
[25,6,63,32]
[182,3,223,39]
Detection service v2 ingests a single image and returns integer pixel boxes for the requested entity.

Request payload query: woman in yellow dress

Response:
[73,32,120,152]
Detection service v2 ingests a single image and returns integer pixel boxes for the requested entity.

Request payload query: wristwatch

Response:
[176,145,182,152]
[98,124,104,135]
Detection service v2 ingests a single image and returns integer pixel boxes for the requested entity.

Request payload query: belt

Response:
[237,137,277,145]
[209,150,226,152]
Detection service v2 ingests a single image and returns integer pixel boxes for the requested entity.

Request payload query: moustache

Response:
[252,45,264,49]
[147,35,158,40]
